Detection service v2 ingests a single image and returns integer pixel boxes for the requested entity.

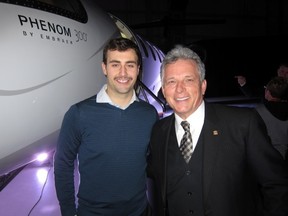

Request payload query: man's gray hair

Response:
[160,46,206,84]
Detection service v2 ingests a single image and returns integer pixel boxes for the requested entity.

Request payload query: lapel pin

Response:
[213,130,218,136]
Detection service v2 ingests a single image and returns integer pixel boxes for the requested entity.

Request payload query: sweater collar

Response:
[96,84,139,109]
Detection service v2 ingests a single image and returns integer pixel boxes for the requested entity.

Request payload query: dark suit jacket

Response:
[147,102,288,216]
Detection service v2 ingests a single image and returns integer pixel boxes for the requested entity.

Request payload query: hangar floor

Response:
[0,160,156,216]
[0,160,155,216]
[0,160,66,216]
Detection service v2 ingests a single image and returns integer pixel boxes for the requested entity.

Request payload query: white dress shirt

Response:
[174,101,205,150]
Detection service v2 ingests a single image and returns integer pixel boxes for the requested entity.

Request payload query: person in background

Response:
[235,62,288,98]
[54,37,158,216]
[255,76,288,159]
[147,46,288,216]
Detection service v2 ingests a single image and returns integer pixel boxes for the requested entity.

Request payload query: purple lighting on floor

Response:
[36,153,49,162]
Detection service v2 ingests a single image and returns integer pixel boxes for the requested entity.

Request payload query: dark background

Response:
[97,0,288,98]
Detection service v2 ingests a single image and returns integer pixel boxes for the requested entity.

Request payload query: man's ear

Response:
[265,89,271,100]
[102,62,107,76]
[161,87,166,98]
[201,79,207,96]
[137,65,140,76]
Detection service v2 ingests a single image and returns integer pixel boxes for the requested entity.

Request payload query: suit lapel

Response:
[202,103,221,205]
[160,114,175,205]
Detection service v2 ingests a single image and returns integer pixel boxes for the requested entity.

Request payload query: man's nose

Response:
[119,65,127,75]
[175,81,185,92]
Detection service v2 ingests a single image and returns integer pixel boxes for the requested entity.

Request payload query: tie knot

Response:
[181,121,190,132]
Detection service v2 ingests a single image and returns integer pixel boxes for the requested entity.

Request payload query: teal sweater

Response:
[54,96,158,216]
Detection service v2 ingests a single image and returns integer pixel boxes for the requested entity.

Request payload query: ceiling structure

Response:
[97,0,288,52]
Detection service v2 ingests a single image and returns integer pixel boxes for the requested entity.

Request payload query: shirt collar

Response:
[175,101,205,132]
[96,84,139,109]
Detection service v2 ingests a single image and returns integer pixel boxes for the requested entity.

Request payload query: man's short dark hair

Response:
[102,38,142,68]
[266,76,288,100]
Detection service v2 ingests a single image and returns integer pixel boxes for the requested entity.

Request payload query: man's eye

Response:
[127,64,135,68]
[111,64,119,67]
[184,78,194,85]
[166,80,176,85]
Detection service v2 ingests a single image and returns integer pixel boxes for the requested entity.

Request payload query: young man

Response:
[147,46,288,216]
[54,38,158,216]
